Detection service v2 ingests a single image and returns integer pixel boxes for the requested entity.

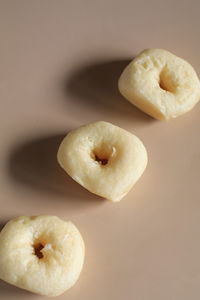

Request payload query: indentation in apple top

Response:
[90,143,118,166]
[33,242,44,259]
[159,68,177,93]
[90,148,109,166]
[94,153,108,165]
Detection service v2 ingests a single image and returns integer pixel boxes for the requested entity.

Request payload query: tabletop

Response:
[0,1,200,299]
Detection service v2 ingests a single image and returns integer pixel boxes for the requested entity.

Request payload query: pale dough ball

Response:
[57,121,148,202]
[118,48,200,120]
[0,216,85,296]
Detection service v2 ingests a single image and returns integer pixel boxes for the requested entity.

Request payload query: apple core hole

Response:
[159,78,170,92]
[159,70,176,93]
[91,149,109,166]
[33,242,44,259]
[94,154,108,165]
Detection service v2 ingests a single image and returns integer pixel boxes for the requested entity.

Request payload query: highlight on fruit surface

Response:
[0,215,85,296]
[118,48,200,120]
[57,121,148,202]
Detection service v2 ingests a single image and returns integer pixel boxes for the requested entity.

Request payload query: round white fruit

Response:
[118,48,200,120]
[0,216,85,296]
[57,121,148,202]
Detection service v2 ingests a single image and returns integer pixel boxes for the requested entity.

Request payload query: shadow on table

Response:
[63,58,154,125]
[7,133,102,208]
[0,280,34,297]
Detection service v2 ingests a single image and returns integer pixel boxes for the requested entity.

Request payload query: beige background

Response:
[0,0,200,299]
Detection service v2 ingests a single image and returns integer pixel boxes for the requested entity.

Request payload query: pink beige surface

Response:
[0,1,200,299]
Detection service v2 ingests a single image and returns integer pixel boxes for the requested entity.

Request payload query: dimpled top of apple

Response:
[119,48,200,120]
[57,121,148,202]
[0,216,85,296]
